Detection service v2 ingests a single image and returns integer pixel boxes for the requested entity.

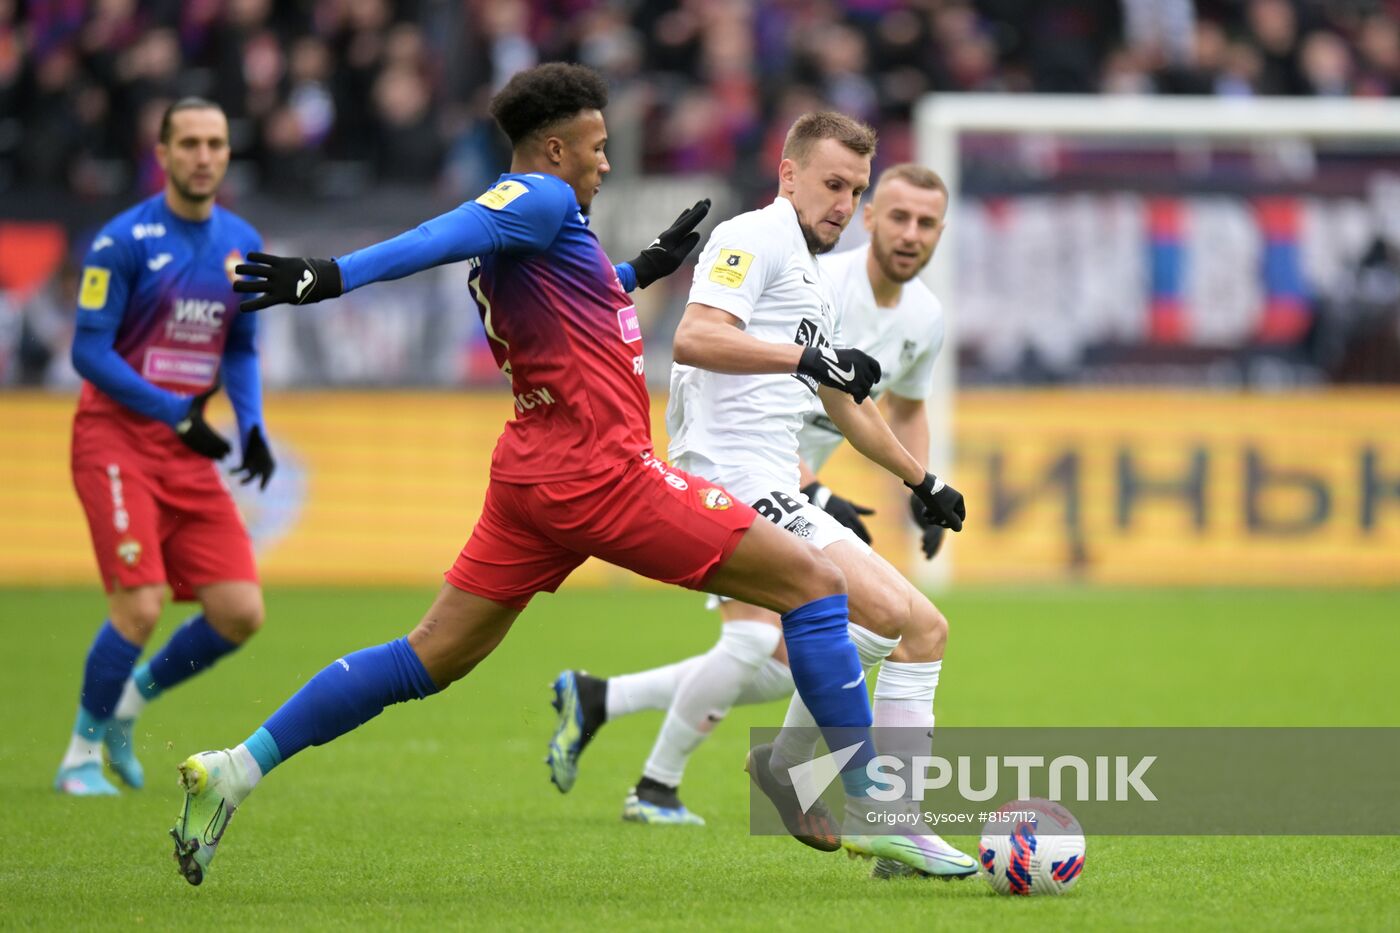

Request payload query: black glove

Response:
[233,252,342,312]
[232,425,276,491]
[797,346,881,403]
[908,492,948,559]
[802,482,874,544]
[906,472,965,532]
[175,381,231,460]
[627,199,710,289]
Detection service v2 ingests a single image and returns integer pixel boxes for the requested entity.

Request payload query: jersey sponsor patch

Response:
[617,305,642,343]
[783,515,816,538]
[709,248,754,288]
[475,180,529,211]
[78,266,111,310]
[142,348,220,386]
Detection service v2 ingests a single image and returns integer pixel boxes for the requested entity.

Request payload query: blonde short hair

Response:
[781,111,877,165]
[875,163,949,202]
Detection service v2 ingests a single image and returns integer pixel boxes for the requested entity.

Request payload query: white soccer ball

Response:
[977,798,1086,896]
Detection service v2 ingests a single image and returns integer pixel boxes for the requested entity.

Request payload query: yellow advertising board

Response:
[2,390,1396,588]
[945,390,1400,586]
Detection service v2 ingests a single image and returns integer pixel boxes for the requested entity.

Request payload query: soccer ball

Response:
[977,798,1086,896]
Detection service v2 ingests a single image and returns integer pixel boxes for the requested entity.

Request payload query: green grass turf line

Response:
[2,586,1397,930]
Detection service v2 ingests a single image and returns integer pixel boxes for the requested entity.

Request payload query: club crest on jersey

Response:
[225,249,244,285]
[900,339,917,367]
[709,249,753,288]
[116,537,142,567]
[700,488,732,511]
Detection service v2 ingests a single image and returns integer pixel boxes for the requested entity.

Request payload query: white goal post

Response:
[912,93,1400,586]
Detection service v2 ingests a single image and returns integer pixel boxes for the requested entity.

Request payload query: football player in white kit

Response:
[548,115,973,878]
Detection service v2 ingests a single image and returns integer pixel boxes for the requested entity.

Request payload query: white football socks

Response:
[60,731,103,770]
[641,621,780,786]
[113,677,147,721]
[605,658,699,720]
[227,744,264,806]
[607,650,795,722]
[771,623,899,783]
[873,660,941,809]
[736,656,793,705]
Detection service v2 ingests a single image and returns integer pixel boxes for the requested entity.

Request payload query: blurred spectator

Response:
[1246,0,1308,95]
[13,255,81,388]
[1300,30,1353,96]
[2,0,1398,201]
[1355,14,1400,96]
[371,60,443,183]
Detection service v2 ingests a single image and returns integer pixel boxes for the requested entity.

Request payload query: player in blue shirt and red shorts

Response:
[170,64,961,884]
[56,99,276,796]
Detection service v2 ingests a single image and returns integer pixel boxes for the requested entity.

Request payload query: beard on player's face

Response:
[170,172,218,204]
[794,197,848,255]
[870,229,931,283]
[798,218,839,255]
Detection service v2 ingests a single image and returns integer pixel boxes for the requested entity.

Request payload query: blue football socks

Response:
[249,637,438,775]
[136,614,238,700]
[780,594,876,795]
[79,621,142,725]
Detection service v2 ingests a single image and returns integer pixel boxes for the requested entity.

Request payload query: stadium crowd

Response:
[3,0,1399,389]
[2,0,1399,200]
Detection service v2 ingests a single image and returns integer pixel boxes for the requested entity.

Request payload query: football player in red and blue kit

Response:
[170,64,911,885]
[57,99,274,797]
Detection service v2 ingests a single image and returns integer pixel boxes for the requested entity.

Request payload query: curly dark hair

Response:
[489,63,610,147]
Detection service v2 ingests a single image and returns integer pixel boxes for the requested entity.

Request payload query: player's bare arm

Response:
[673,302,804,373]
[818,384,964,530]
[675,302,881,401]
[882,392,946,557]
[882,393,929,468]
[817,384,923,483]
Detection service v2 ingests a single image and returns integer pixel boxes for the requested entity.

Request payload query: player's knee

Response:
[857,584,909,639]
[800,550,846,603]
[230,601,266,641]
[896,597,948,662]
[111,588,163,642]
[206,592,265,644]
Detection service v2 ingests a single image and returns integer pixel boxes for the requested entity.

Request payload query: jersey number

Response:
[753,491,803,525]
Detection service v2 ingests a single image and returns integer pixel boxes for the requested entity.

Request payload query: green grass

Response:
[2,586,1398,931]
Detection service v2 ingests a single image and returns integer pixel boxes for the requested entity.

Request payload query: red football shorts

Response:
[446,452,757,610]
[72,446,258,601]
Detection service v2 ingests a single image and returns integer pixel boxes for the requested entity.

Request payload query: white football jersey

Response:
[797,246,945,471]
[667,196,843,489]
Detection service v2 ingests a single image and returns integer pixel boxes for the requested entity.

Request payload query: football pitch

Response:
[3,585,1398,931]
